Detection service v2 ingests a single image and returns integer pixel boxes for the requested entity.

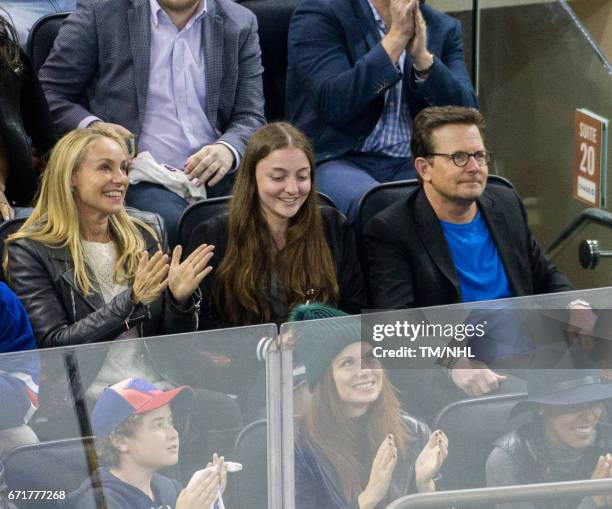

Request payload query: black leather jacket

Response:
[0,50,56,206]
[487,420,612,509]
[295,413,432,509]
[6,209,199,389]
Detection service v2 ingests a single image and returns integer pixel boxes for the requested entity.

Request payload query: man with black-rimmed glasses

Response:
[366,105,572,310]
[364,106,574,399]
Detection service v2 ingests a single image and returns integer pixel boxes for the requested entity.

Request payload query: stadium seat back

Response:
[27,12,71,74]
[232,419,267,509]
[3,437,96,509]
[355,179,419,279]
[177,192,336,248]
[238,0,301,120]
[433,392,529,491]
[0,217,28,282]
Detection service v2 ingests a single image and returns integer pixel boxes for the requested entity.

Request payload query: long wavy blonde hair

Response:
[4,128,156,294]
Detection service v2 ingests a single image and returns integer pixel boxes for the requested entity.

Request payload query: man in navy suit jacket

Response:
[286,0,477,221]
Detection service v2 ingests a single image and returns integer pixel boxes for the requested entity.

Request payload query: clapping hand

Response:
[211,453,228,495]
[415,430,448,493]
[591,454,612,508]
[177,460,222,509]
[168,244,215,304]
[388,0,416,39]
[358,434,399,509]
[131,250,170,305]
[408,4,434,70]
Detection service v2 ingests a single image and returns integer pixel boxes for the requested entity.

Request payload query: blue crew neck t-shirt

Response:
[439,211,513,303]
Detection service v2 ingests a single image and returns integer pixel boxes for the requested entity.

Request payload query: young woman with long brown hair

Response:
[185,122,366,328]
[290,304,449,509]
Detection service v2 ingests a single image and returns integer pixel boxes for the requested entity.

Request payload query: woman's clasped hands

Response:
[131,244,215,306]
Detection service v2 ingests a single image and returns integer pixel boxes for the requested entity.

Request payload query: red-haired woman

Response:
[291,304,449,509]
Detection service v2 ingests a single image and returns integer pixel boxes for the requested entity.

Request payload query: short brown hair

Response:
[95,414,144,467]
[411,106,486,160]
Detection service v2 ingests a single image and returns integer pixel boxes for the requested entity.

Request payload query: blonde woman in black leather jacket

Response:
[4,127,214,392]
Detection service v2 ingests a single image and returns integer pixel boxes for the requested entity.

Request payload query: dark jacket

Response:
[0,50,56,206]
[70,467,182,509]
[364,183,573,310]
[5,209,199,389]
[486,420,612,509]
[285,0,478,162]
[295,414,432,509]
[185,206,367,329]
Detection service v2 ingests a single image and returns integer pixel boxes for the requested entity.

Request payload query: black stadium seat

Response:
[177,192,336,248]
[27,12,70,74]
[0,217,28,282]
[238,0,300,121]
[231,419,267,509]
[355,179,419,279]
[3,437,97,509]
[432,392,529,491]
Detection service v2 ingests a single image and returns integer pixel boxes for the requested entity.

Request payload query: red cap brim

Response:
[134,385,193,414]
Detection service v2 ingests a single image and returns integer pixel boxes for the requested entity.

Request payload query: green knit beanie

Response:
[289,303,364,390]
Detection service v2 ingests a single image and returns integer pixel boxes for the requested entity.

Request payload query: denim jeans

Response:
[1,0,76,48]
[125,183,189,249]
[316,152,416,222]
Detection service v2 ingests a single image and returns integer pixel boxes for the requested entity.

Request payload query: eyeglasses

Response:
[426,151,492,167]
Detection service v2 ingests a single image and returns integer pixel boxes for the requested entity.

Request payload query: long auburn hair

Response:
[4,128,156,295]
[213,122,339,325]
[0,10,22,75]
[301,357,412,503]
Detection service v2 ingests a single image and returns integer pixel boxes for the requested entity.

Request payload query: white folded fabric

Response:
[128,151,207,204]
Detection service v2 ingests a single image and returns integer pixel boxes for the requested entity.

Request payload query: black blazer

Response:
[364,184,573,310]
[185,206,367,329]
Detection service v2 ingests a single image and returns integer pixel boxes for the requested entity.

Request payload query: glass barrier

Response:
[0,324,276,509]
[282,288,612,509]
[477,0,612,266]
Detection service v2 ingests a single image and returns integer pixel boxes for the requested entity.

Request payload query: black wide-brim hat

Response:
[509,369,612,419]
